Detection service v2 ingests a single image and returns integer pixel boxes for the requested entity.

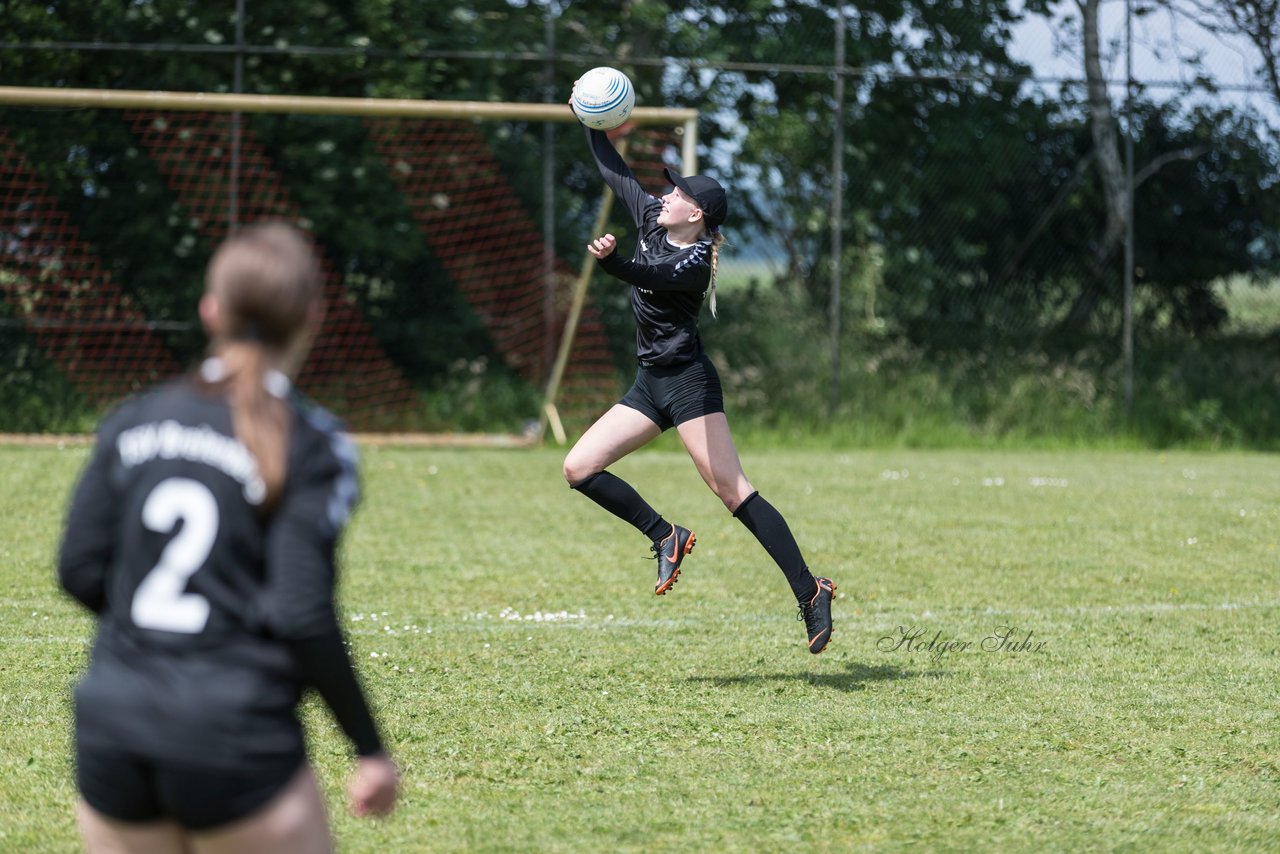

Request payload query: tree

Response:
[3,0,1275,353]
[1192,0,1280,106]
[1073,0,1130,327]
[1020,0,1223,332]
[654,0,1036,303]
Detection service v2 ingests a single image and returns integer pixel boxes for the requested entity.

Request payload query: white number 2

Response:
[131,478,219,634]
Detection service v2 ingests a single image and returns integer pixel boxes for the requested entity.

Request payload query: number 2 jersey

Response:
[586,128,713,367]
[58,362,382,769]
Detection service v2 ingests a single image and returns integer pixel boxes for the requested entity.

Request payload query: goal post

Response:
[0,85,698,443]
[540,136,627,446]
[0,85,698,136]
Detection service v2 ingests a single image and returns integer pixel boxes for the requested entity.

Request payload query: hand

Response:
[348,753,399,818]
[587,234,617,259]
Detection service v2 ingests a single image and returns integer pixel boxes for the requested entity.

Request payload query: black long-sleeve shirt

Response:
[586,128,712,366]
[58,367,382,768]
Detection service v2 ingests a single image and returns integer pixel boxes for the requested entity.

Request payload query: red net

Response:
[0,128,182,404]
[366,117,623,429]
[124,110,418,429]
[0,104,683,436]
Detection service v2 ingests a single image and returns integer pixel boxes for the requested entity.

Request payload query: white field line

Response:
[6,599,1279,645]
[341,597,1280,634]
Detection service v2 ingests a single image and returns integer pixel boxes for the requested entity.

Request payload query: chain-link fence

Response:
[3,1,1278,439]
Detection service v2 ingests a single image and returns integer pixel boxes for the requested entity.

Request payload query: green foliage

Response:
[416,356,542,433]
[1127,329,1280,447]
[4,446,1280,850]
[0,329,97,433]
[1132,104,1280,331]
[2,107,210,359]
[2,1,1277,439]
[704,285,1280,449]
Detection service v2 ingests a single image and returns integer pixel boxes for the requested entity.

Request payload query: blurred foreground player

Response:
[58,223,398,853]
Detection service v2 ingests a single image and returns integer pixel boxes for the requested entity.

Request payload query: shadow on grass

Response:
[688,661,924,693]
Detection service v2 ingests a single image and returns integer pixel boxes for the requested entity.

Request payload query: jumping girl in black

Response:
[563,102,837,653]
[59,224,398,853]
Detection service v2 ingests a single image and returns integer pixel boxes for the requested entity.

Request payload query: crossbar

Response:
[0,85,698,126]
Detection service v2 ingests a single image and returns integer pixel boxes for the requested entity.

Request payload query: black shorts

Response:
[620,353,725,431]
[75,739,306,831]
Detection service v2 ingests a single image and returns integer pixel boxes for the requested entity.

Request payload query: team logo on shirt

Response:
[117,420,266,504]
[672,244,708,275]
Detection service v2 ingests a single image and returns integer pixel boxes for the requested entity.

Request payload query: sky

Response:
[1008,0,1277,124]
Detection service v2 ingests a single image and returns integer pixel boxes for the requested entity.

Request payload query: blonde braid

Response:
[708,230,725,318]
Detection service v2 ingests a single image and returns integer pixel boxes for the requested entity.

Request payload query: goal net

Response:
[0,86,696,441]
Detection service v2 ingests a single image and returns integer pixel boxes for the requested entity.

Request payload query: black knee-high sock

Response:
[571,471,671,542]
[733,492,817,603]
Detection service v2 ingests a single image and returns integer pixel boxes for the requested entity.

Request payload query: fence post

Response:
[829,6,846,419]
[543,1,558,379]
[1123,0,1135,417]
[229,0,245,234]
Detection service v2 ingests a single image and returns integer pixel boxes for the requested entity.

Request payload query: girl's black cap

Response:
[664,167,727,230]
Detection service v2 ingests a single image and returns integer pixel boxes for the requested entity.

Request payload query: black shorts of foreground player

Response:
[562,119,837,654]
[58,224,398,853]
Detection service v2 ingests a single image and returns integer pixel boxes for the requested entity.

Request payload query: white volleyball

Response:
[571,67,636,130]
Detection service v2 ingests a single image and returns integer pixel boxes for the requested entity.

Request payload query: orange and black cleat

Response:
[651,524,695,595]
[798,577,837,653]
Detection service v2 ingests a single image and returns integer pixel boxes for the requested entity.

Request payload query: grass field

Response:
[2,444,1277,851]
[1216,274,1280,334]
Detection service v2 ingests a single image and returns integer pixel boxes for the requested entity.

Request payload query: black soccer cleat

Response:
[797,576,837,653]
[651,524,696,595]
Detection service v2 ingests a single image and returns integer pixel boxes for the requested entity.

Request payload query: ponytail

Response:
[201,222,320,513]
[202,342,291,512]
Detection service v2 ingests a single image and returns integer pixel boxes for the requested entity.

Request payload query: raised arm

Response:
[585,127,661,227]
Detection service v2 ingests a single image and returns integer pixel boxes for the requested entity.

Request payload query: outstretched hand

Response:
[348,753,399,818]
[587,234,617,259]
